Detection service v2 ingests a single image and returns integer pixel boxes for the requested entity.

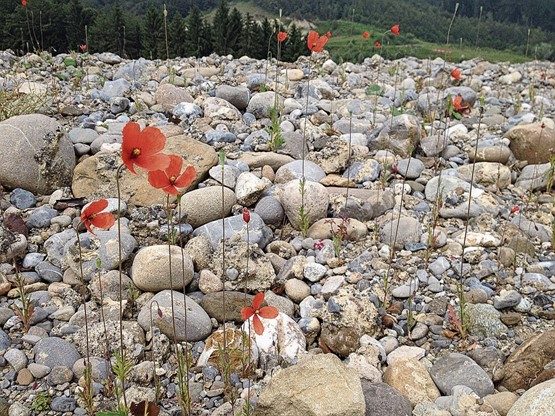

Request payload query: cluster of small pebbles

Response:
[0,48,554,416]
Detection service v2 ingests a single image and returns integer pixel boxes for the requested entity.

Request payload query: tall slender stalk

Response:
[446,2,460,46]
[474,6,483,49]
[219,151,227,353]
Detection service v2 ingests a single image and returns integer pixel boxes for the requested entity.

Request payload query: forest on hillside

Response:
[0,0,554,61]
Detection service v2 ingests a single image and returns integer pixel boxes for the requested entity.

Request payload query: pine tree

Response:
[169,11,187,57]
[240,13,258,58]
[226,7,243,57]
[212,0,229,55]
[142,5,163,59]
[185,6,203,57]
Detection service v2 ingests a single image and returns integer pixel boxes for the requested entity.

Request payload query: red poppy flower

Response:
[391,24,400,35]
[79,44,87,52]
[511,206,520,214]
[241,293,279,335]
[80,199,115,235]
[242,207,250,223]
[325,31,332,38]
[451,95,465,112]
[121,122,171,174]
[147,154,196,195]
[362,32,370,39]
[307,31,329,53]
[451,68,461,80]
[375,41,381,48]
[277,32,287,42]
[21,0,26,6]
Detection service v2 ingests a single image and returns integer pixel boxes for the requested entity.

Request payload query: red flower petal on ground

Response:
[277,31,287,42]
[241,293,279,335]
[362,31,370,39]
[375,41,381,48]
[451,68,461,80]
[307,31,329,53]
[391,24,400,35]
[121,122,171,174]
[147,154,196,195]
[242,207,250,223]
[80,199,115,235]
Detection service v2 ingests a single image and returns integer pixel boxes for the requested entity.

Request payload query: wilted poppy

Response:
[375,41,381,48]
[451,68,461,80]
[121,122,171,174]
[307,31,329,53]
[241,292,279,335]
[362,32,370,39]
[391,24,400,35]
[147,154,196,195]
[242,207,251,223]
[80,199,115,235]
[277,31,287,42]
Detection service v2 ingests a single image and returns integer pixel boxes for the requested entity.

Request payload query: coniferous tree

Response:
[282,23,304,62]
[185,6,203,57]
[240,13,258,58]
[142,5,163,59]
[226,7,243,57]
[169,11,187,57]
[212,0,229,55]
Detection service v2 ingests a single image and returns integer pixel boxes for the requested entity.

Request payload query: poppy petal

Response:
[141,126,167,155]
[252,314,264,335]
[121,123,142,174]
[173,165,196,188]
[90,212,115,230]
[81,199,108,221]
[148,169,170,190]
[314,35,329,52]
[165,155,184,177]
[136,153,171,172]
[162,185,180,195]
[307,31,319,51]
[258,305,279,319]
[241,306,255,321]
[83,220,95,235]
[252,292,264,311]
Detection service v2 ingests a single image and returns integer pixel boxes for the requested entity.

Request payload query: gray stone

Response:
[50,397,76,412]
[193,212,272,250]
[101,78,131,99]
[0,329,10,350]
[10,188,36,209]
[34,337,81,369]
[4,348,27,371]
[514,163,549,191]
[465,303,508,338]
[374,114,421,157]
[216,85,250,110]
[47,365,73,385]
[131,245,193,292]
[254,196,285,226]
[429,353,494,397]
[35,261,63,283]
[493,290,522,310]
[137,290,212,342]
[507,378,555,416]
[279,179,329,230]
[200,291,254,323]
[256,354,365,416]
[396,158,425,179]
[0,114,75,194]
[68,127,99,144]
[247,91,284,119]
[180,186,236,229]
[208,164,241,188]
[274,160,327,184]
[361,381,412,416]
[26,206,58,228]
[380,216,422,249]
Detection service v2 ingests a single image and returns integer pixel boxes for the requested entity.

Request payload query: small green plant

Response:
[267,107,284,152]
[12,273,34,333]
[325,217,350,257]
[111,351,134,413]
[0,88,49,121]
[297,178,310,237]
[31,392,52,412]
[78,361,95,415]
[176,347,192,415]
[546,148,555,193]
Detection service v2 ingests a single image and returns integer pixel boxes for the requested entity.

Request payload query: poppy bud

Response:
[242,207,250,223]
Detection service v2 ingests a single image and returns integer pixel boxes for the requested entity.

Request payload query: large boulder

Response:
[0,114,75,193]
[256,354,365,416]
[505,122,555,163]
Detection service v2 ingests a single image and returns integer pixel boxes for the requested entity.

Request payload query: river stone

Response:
[501,329,555,391]
[247,91,284,118]
[279,179,329,230]
[72,128,218,207]
[179,186,236,228]
[429,353,495,397]
[256,354,365,416]
[216,85,250,110]
[505,122,555,163]
[514,163,549,191]
[361,381,413,416]
[0,114,75,194]
[274,160,327,184]
[465,303,508,338]
[374,114,421,157]
[383,358,441,407]
[131,245,194,292]
[154,83,194,112]
[307,217,367,241]
[456,162,511,189]
[380,216,422,249]
[506,379,555,416]
[203,96,242,121]
[34,337,81,369]
[137,290,212,342]
[200,291,255,323]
